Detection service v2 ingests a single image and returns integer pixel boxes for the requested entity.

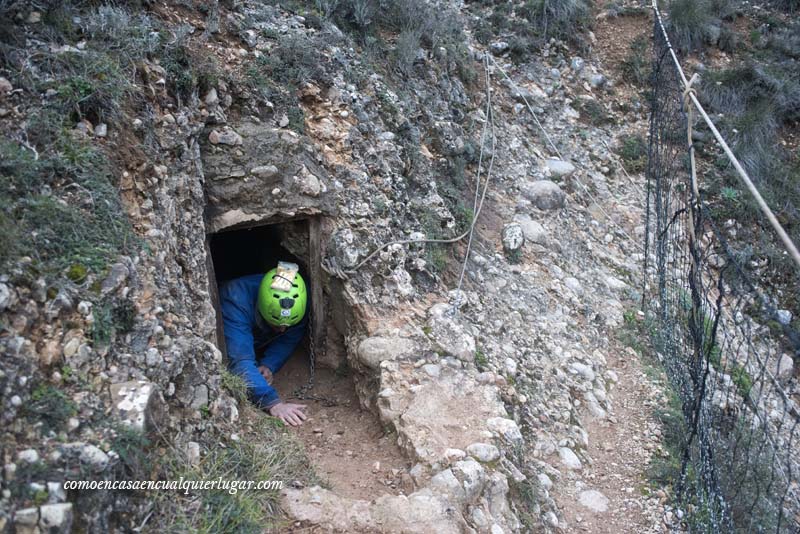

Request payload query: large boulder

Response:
[109,380,166,432]
[520,180,566,210]
[281,486,468,533]
[579,490,609,513]
[356,336,416,370]
[39,503,74,533]
[513,213,548,245]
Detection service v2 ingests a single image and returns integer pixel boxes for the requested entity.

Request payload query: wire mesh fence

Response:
[643,8,800,533]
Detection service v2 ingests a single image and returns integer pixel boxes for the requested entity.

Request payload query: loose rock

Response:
[545,159,576,178]
[559,447,582,470]
[520,180,566,210]
[501,224,525,254]
[466,443,501,463]
[578,490,609,513]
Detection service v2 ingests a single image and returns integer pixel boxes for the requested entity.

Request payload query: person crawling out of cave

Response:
[219,264,309,426]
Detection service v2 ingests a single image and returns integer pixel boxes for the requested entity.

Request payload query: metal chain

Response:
[290,309,337,406]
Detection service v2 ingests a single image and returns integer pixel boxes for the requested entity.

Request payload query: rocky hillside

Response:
[0,0,680,532]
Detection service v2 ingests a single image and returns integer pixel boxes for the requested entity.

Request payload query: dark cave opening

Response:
[207,220,313,359]
[209,223,306,284]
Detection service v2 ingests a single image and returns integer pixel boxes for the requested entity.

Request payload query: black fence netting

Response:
[643,7,800,533]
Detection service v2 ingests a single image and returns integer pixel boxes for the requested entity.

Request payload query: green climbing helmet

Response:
[257,268,307,327]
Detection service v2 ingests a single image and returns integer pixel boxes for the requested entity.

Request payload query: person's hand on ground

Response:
[258,365,273,385]
[268,402,308,426]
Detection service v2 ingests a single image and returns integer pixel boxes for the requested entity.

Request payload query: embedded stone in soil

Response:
[274,348,410,500]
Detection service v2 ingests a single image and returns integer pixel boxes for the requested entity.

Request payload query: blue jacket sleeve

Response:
[259,319,308,374]
[220,283,280,409]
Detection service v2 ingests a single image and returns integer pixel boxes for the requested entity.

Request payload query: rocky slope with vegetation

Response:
[0,0,795,532]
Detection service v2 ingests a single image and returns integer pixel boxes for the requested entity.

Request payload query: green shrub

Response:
[394,28,422,76]
[21,49,130,126]
[474,348,488,368]
[111,424,151,477]
[617,134,648,173]
[315,0,341,18]
[701,59,800,266]
[473,24,494,45]
[92,300,115,347]
[666,0,719,52]
[518,0,592,41]
[717,25,739,52]
[622,34,650,86]
[648,407,687,487]
[730,364,753,397]
[0,134,134,276]
[506,247,523,264]
[66,263,89,284]
[605,0,648,17]
[700,313,722,368]
[154,415,319,532]
[577,99,614,126]
[426,244,448,273]
[715,417,787,531]
[259,35,329,88]
[708,0,736,19]
[510,474,541,531]
[770,0,800,11]
[90,298,136,347]
[0,5,148,278]
[765,20,800,58]
[507,35,535,61]
[221,370,249,404]
[488,3,512,32]
[112,298,137,334]
[7,461,54,504]
[80,6,161,58]
[24,385,78,432]
[161,29,220,103]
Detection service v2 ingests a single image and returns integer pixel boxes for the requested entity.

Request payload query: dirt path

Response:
[555,343,668,533]
[274,348,410,501]
[551,4,674,532]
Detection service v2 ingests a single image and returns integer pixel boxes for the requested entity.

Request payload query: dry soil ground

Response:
[275,347,410,501]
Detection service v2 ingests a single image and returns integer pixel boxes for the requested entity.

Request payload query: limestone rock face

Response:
[13,508,39,534]
[202,121,335,232]
[388,370,506,462]
[777,353,794,381]
[427,303,476,362]
[0,0,702,531]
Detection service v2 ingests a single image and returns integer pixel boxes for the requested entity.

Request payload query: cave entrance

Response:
[206,218,324,360]
[205,218,409,499]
